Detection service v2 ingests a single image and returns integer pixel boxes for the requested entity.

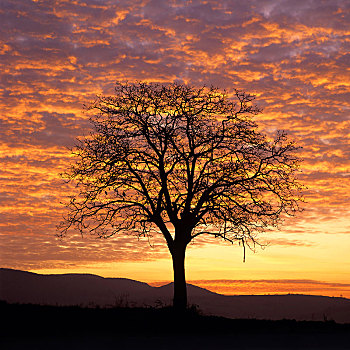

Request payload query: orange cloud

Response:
[0,0,349,289]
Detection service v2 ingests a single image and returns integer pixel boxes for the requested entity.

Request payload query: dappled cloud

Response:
[0,0,349,290]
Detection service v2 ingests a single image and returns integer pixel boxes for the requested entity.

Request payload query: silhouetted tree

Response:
[60,82,303,311]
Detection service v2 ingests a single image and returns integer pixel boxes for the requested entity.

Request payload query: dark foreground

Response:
[1,301,349,349]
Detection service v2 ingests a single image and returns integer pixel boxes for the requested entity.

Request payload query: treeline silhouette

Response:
[1,301,349,349]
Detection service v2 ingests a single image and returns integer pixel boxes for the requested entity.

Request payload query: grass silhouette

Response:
[1,301,349,349]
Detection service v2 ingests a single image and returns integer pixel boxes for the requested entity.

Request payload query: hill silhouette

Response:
[1,268,350,323]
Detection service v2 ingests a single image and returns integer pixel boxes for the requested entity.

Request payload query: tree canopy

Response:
[60,82,303,309]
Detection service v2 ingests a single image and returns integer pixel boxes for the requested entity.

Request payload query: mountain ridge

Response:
[1,267,349,323]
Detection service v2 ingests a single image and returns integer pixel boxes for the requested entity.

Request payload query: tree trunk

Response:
[171,244,187,311]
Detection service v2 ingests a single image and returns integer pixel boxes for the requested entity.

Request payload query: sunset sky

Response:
[1,0,350,297]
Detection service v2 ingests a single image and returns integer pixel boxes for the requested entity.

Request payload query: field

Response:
[1,301,349,349]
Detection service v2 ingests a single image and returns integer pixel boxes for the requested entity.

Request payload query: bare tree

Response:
[60,82,303,311]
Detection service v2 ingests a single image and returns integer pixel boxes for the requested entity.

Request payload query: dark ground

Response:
[1,301,349,349]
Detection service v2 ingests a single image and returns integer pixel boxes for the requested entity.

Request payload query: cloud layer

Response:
[151,278,350,298]
[0,0,349,287]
